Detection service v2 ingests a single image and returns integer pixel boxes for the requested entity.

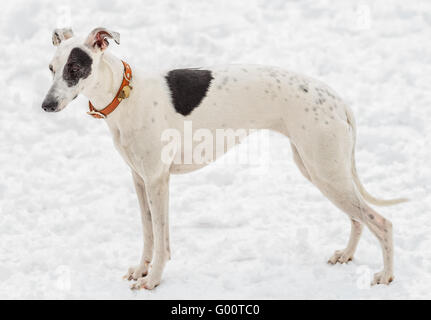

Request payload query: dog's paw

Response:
[327,249,354,264]
[130,274,161,290]
[123,262,150,281]
[371,271,394,285]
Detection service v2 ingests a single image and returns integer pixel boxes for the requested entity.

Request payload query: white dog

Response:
[42,27,407,290]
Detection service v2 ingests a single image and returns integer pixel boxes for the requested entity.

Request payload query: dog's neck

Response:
[83,52,124,112]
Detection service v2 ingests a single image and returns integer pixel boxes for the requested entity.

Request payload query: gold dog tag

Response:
[118,85,132,100]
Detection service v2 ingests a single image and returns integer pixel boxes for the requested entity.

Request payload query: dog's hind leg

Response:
[363,208,394,285]
[328,218,363,264]
[293,137,364,265]
[292,136,365,265]
[312,174,394,285]
[298,120,394,284]
[124,171,154,281]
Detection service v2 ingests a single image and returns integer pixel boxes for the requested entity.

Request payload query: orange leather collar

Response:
[87,60,133,119]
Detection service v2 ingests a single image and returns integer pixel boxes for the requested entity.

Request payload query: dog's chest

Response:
[104,117,140,172]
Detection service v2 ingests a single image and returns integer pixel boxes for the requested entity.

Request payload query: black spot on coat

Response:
[63,48,92,87]
[165,69,213,116]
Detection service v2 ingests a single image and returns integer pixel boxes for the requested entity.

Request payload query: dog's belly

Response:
[168,127,265,174]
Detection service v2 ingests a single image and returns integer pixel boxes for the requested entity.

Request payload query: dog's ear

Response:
[85,27,120,51]
[52,28,74,46]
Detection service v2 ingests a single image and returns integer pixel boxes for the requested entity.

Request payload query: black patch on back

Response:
[165,69,213,116]
[63,48,92,87]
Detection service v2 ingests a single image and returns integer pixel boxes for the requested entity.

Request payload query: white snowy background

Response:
[0,0,430,299]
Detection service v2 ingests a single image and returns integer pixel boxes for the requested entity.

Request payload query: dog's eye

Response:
[49,65,54,73]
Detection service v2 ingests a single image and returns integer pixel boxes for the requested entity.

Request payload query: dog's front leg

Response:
[124,171,154,281]
[131,173,170,290]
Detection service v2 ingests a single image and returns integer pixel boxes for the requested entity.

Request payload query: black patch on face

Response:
[63,48,92,87]
[165,69,213,116]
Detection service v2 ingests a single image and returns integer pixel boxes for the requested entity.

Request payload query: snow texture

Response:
[0,0,430,299]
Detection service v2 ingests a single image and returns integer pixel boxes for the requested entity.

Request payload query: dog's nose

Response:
[41,99,58,112]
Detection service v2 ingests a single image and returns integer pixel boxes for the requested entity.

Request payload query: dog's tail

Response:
[345,106,409,207]
[351,149,409,206]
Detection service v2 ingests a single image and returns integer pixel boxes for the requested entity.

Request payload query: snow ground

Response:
[1,0,431,299]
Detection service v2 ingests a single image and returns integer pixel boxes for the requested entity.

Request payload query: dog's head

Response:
[41,27,120,112]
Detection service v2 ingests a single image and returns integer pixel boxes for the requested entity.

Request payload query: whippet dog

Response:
[42,27,407,290]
